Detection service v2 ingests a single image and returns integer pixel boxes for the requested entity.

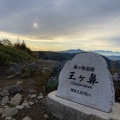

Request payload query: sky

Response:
[0,0,120,52]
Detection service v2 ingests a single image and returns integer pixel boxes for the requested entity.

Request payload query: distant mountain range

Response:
[36,51,120,70]
[60,49,120,60]
[60,49,84,53]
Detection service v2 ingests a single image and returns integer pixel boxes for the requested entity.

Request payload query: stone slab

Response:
[47,91,120,120]
[57,52,115,112]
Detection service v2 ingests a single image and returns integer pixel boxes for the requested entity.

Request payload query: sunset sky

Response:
[0,0,120,52]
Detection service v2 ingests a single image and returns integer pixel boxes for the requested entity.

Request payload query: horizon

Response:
[0,0,120,52]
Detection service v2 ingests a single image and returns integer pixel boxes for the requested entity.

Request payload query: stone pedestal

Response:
[47,91,120,120]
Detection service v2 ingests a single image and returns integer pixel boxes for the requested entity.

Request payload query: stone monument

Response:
[57,52,115,112]
[47,52,119,120]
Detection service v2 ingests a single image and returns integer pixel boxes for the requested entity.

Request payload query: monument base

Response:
[47,91,120,120]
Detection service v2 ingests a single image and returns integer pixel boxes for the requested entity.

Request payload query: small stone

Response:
[44,114,49,119]
[28,101,34,106]
[17,81,23,85]
[2,96,9,104]
[5,116,12,120]
[16,105,24,110]
[37,95,43,99]
[22,116,32,120]
[39,93,43,96]
[30,94,36,99]
[22,103,29,107]
[0,90,9,96]
[10,94,22,106]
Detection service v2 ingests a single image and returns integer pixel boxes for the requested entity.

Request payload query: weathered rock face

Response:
[57,52,115,112]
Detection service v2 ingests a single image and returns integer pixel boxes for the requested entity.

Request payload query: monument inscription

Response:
[57,52,115,112]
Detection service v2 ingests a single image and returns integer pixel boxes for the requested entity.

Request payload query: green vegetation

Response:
[0,39,34,67]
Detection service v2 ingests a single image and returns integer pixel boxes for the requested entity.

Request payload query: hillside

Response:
[0,40,34,67]
[37,51,77,61]
[37,51,120,70]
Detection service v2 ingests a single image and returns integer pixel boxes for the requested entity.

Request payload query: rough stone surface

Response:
[8,84,22,94]
[22,116,32,120]
[22,103,29,107]
[5,116,13,120]
[0,90,9,96]
[57,52,115,112]
[16,105,24,110]
[2,107,18,118]
[28,101,34,106]
[10,94,22,106]
[30,94,36,98]
[47,91,120,120]
[38,95,43,99]
[2,96,9,104]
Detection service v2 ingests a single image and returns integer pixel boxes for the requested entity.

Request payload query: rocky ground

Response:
[0,60,60,120]
[0,77,57,120]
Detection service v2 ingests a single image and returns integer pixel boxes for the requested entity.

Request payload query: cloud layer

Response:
[0,0,120,51]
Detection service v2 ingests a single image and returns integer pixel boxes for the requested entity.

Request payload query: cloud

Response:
[0,0,120,51]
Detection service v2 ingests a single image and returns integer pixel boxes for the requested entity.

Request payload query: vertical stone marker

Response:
[57,52,115,112]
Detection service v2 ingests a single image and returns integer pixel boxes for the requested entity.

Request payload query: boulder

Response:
[8,84,22,94]
[10,94,22,106]
[2,107,18,118]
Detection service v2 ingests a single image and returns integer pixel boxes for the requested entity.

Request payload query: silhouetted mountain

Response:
[107,56,120,61]
[60,49,84,53]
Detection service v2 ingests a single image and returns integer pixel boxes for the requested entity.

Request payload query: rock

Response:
[47,91,120,120]
[5,116,12,120]
[10,94,22,106]
[28,101,34,106]
[37,95,43,99]
[30,94,36,99]
[8,84,22,94]
[17,81,23,85]
[16,105,24,110]
[0,90,9,96]
[29,89,37,94]
[22,116,32,120]
[6,75,15,80]
[22,103,29,107]
[2,107,18,118]
[57,52,115,112]
[44,114,49,119]
[2,96,9,104]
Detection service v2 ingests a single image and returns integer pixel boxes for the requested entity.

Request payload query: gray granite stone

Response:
[47,91,120,120]
[57,52,115,112]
